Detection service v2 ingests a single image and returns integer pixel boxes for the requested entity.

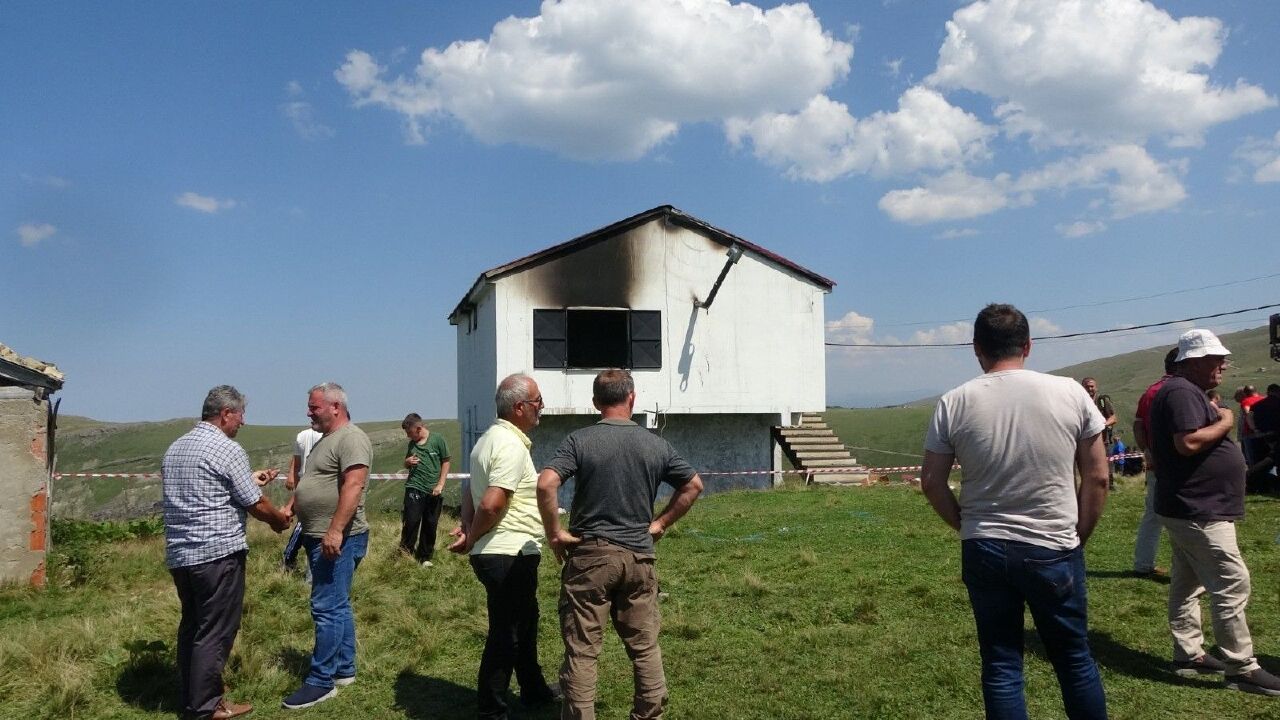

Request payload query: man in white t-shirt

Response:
[282,427,323,572]
[921,303,1111,719]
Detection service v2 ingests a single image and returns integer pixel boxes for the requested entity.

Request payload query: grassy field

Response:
[4,481,1280,719]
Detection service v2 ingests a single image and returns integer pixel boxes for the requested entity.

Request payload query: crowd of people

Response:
[159,305,1279,720]
[161,372,702,720]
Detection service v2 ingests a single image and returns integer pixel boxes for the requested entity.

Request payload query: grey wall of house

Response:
[529,412,777,507]
[0,388,48,586]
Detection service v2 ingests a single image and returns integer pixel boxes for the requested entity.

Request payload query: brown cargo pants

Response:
[559,537,667,720]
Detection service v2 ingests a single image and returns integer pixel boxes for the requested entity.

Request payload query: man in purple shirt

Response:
[162,385,291,720]
[1151,330,1280,696]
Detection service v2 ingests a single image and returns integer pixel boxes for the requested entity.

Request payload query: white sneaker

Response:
[421,560,433,568]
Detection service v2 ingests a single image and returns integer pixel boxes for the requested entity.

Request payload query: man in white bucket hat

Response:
[1149,329,1280,696]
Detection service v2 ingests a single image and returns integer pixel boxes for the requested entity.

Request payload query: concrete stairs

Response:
[774,413,867,485]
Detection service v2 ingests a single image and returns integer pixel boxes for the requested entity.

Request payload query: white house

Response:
[448,205,834,497]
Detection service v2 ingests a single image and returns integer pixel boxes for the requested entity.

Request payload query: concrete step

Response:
[797,422,830,431]
[795,450,853,460]
[801,413,825,422]
[782,435,843,445]
[789,444,848,454]
[778,428,836,438]
[810,472,869,485]
[798,458,863,469]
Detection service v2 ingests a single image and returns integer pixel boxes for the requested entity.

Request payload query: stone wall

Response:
[0,387,50,587]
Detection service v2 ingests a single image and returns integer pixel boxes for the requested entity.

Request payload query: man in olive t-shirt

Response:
[282,382,373,711]
[399,413,451,565]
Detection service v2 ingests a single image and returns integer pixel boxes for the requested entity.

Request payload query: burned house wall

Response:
[456,290,500,469]
[530,412,777,506]
[0,388,50,587]
[494,218,827,417]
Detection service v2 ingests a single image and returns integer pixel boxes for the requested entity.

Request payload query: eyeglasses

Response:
[517,396,544,408]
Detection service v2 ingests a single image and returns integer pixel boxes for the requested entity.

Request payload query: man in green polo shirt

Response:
[400,413,451,567]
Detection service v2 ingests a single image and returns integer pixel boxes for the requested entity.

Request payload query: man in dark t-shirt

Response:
[1150,330,1280,696]
[536,369,704,720]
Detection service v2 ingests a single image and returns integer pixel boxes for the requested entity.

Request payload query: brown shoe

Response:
[211,698,254,719]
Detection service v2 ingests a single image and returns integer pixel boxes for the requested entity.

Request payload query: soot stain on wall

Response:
[529,231,639,308]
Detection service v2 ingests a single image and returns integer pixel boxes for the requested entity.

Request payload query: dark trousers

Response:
[171,550,247,718]
[401,488,443,561]
[470,552,552,719]
[962,539,1107,720]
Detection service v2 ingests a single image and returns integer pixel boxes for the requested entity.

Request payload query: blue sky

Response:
[3,0,1278,425]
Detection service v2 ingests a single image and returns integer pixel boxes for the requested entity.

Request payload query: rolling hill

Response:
[52,326,1275,517]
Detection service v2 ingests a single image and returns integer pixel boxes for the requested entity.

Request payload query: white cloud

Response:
[1055,220,1106,237]
[883,144,1184,224]
[936,228,979,239]
[16,222,56,247]
[21,174,69,188]
[927,0,1275,148]
[336,0,853,160]
[1015,144,1186,217]
[175,192,237,214]
[826,310,876,344]
[726,86,993,181]
[1030,317,1062,335]
[1234,131,1280,183]
[885,57,903,78]
[281,81,335,140]
[879,170,1017,223]
[911,321,971,345]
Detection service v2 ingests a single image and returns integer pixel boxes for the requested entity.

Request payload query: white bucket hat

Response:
[1175,329,1231,362]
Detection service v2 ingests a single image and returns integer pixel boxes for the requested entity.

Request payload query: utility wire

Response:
[874,271,1280,328]
[826,302,1280,348]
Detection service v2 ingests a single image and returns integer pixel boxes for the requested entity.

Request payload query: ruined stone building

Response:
[449,206,833,499]
[0,343,64,587]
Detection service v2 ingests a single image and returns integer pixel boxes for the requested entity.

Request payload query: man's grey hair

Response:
[201,385,246,420]
[309,382,348,407]
[495,373,536,418]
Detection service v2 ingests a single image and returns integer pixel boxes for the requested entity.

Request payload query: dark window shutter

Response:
[629,310,662,369]
[533,310,567,368]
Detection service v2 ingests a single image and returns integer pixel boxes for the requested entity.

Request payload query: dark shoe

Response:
[1131,567,1168,580]
[1226,667,1280,696]
[210,698,254,719]
[520,681,563,707]
[1174,653,1227,677]
[281,684,337,710]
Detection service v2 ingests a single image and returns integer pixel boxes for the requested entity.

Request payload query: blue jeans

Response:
[302,531,368,689]
[961,539,1107,720]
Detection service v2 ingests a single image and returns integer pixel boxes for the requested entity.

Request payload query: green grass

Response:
[5,482,1280,719]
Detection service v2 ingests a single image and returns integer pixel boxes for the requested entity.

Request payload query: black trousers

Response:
[401,488,443,561]
[171,550,247,717]
[470,552,552,719]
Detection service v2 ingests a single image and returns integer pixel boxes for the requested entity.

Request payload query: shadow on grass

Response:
[1087,569,1170,586]
[115,649,180,713]
[393,670,560,720]
[1026,630,1219,689]
[394,670,475,719]
[279,646,312,680]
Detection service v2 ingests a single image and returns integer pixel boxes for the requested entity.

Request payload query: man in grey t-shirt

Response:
[921,304,1110,719]
[537,369,703,720]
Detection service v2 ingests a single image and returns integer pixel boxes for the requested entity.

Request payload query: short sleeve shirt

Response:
[544,418,697,554]
[294,428,322,465]
[1150,376,1246,520]
[162,422,263,569]
[924,369,1106,550]
[294,423,373,537]
[406,432,451,493]
[468,419,542,556]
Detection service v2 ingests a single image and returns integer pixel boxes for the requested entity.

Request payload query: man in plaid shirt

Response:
[163,385,291,720]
